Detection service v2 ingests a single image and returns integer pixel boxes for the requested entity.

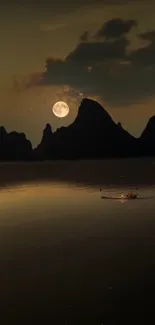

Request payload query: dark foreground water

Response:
[0,158,155,324]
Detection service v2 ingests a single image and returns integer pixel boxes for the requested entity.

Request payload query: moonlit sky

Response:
[0,0,155,147]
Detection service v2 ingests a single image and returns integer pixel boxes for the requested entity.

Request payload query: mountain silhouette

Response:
[0,98,155,160]
[34,98,137,159]
[0,126,32,161]
[139,116,155,156]
[34,123,54,160]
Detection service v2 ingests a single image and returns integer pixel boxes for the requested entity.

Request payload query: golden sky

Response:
[0,0,155,146]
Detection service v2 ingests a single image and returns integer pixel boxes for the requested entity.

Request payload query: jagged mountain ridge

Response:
[0,126,32,160]
[139,115,155,156]
[34,98,137,159]
[0,98,155,160]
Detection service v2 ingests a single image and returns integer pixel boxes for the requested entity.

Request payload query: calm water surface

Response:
[0,159,155,324]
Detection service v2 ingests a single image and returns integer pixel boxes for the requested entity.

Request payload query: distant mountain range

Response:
[0,98,155,160]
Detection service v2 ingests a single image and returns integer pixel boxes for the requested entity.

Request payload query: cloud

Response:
[66,37,129,63]
[28,19,155,106]
[94,18,137,39]
[128,30,155,66]
[99,0,150,4]
[139,31,155,42]
[2,0,146,7]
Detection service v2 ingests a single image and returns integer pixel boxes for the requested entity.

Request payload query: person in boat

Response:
[121,189,138,199]
[127,192,135,198]
[125,192,138,199]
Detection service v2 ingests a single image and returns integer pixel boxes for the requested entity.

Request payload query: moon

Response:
[52,101,69,118]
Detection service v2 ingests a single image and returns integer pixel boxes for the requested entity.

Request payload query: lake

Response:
[0,158,155,324]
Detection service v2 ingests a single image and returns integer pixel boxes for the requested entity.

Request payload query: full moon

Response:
[52,101,69,118]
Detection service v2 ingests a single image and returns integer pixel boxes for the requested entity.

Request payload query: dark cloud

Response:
[2,0,146,5]
[139,31,155,42]
[128,30,155,66]
[1,0,149,16]
[29,22,155,106]
[95,18,137,39]
[66,37,129,64]
[101,0,150,4]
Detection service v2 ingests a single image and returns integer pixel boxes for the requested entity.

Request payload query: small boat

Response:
[101,192,138,200]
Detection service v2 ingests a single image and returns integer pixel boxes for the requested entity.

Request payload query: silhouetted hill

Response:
[0,126,33,161]
[34,123,54,160]
[139,116,155,156]
[0,98,155,161]
[141,116,155,140]
[35,98,137,159]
